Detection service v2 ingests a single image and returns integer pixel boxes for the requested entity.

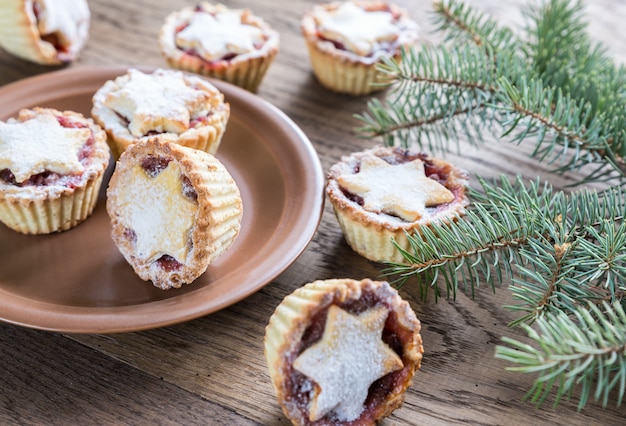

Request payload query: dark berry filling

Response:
[141,156,171,178]
[123,227,137,244]
[115,110,209,136]
[181,175,198,201]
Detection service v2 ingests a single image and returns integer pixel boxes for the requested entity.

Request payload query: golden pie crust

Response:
[91,68,230,159]
[0,107,109,234]
[0,0,90,65]
[159,2,279,92]
[106,138,242,290]
[300,1,418,95]
[264,278,423,425]
[326,146,469,263]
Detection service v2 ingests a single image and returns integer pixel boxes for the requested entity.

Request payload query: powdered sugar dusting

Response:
[36,0,90,47]
[103,69,211,137]
[293,305,403,422]
[0,113,88,183]
[176,8,265,61]
[116,162,197,263]
[337,154,454,222]
[315,2,400,56]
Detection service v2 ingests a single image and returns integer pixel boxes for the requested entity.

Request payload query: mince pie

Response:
[159,2,280,92]
[265,278,423,425]
[106,138,242,290]
[91,68,230,158]
[301,1,418,95]
[0,0,90,65]
[0,107,109,234]
[326,146,469,263]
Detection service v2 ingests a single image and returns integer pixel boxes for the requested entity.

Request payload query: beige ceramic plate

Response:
[0,66,324,333]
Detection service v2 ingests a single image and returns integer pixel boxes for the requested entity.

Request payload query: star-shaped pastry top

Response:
[176,10,264,61]
[36,0,90,47]
[116,161,197,264]
[0,113,90,183]
[104,69,211,137]
[317,2,399,56]
[337,154,455,222]
[293,305,403,422]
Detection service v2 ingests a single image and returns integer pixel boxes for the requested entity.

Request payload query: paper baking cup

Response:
[0,172,104,235]
[162,48,278,93]
[331,204,412,263]
[304,38,394,96]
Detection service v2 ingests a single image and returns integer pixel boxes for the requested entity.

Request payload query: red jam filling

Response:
[341,149,463,220]
[189,114,213,128]
[156,254,183,272]
[123,228,137,244]
[0,116,94,188]
[284,289,415,425]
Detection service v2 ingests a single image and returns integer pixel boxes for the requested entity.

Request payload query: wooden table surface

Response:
[1,0,626,424]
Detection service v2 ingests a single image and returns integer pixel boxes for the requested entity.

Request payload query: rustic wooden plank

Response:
[70,256,626,425]
[1,0,626,425]
[0,323,258,425]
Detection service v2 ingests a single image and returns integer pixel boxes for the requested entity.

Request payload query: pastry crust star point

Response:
[120,162,197,263]
[293,305,403,422]
[337,154,454,221]
[0,113,88,183]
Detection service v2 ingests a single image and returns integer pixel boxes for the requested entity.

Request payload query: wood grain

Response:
[1,0,626,425]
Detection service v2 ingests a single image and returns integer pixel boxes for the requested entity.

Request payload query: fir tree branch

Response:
[383,177,552,299]
[493,75,624,181]
[495,302,626,409]
[357,0,626,410]
[507,235,601,327]
[387,176,626,322]
[356,44,497,151]
[359,0,626,185]
[433,0,518,51]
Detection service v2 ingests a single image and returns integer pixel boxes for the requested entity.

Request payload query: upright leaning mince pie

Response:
[91,68,230,158]
[106,138,242,290]
[0,107,109,234]
[326,145,469,263]
[0,0,90,65]
[300,1,418,95]
[265,278,423,425]
[159,2,280,92]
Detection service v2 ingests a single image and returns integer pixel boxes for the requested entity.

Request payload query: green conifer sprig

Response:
[356,0,626,409]
[384,175,626,408]
[358,0,626,409]
[432,0,518,50]
[495,302,626,409]
[356,0,626,184]
[357,44,497,151]
[386,177,625,311]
